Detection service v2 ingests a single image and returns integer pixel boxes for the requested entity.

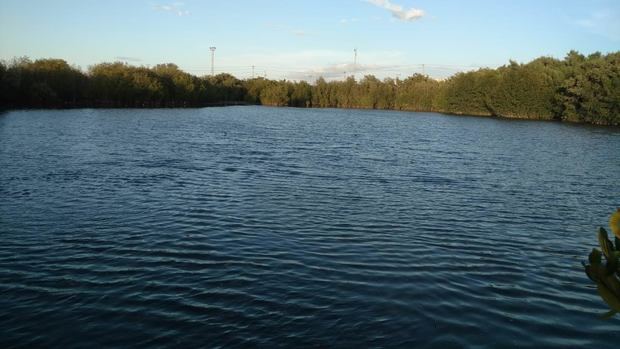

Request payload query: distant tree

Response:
[259,81,290,106]
[243,77,271,104]
[556,51,620,125]
[442,68,499,116]
[357,75,382,109]
[0,61,7,106]
[290,80,312,107]
[203,73,245,103]
[0,58,85,107]
[1,51,618,125]
[312,77,330,108]
[395,74,440,111]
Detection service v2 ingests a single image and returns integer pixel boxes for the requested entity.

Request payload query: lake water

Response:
[0,106,618,348]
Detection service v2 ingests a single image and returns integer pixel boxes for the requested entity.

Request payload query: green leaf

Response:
[598,228,614,259]
[607,253,619,275]
[603,274,620,296]
[589,248,602,265]
[597,282,620,313]
[585,264,602,283]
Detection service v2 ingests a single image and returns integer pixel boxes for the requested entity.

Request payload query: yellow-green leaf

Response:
[603,274,620,296]
[611,208,620,239]
[597,282,620,313]
[598,228,614,259]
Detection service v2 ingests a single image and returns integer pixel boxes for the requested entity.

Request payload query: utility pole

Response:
[422,63,425,76]
[252,65,255,79]
[209,47,216,76]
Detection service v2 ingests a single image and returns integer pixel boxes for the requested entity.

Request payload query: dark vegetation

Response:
[1,51,618,125]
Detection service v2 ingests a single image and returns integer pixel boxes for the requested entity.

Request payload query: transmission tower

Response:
[209,47,216,76]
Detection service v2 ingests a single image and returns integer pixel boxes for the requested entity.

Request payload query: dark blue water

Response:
[0,107,618,348]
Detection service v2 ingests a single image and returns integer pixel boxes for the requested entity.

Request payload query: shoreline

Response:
[3,104,618,128]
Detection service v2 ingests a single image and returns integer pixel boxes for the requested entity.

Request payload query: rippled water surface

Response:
[1,107,619,348]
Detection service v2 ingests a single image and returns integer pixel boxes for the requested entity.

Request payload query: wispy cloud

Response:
[365,0,424,22]
[576,10,620,41]
[153,2,189,16]
[222,49,411,80]
[289,62,400,80]
[340,18,360,24]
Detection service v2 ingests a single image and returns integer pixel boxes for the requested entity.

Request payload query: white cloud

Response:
[366,0,424,22]
[153,2,189,16]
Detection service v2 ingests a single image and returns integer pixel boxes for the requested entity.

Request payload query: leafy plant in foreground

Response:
[583,209,620,319]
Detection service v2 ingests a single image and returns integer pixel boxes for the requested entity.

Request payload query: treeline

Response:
[0,59,245,108]
[1,51,618,125]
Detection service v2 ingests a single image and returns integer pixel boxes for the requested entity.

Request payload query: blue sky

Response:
[1,0,618,80]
